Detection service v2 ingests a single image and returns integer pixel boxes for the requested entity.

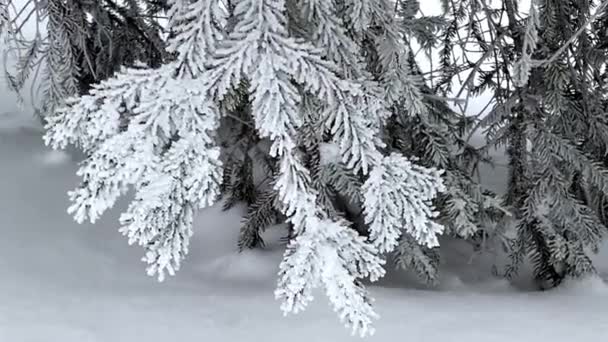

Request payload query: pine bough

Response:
[43,0,445,336]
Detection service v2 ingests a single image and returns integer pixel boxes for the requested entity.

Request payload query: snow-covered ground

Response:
[1,112,608,341]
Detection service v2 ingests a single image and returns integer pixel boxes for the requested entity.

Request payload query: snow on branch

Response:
[363,154,446,253]
[167,0,227,77]
[513,0,539,87]
[276,218,385,336]
[42,0,446,336]
[45,62,223,282]
[44,1,224,282]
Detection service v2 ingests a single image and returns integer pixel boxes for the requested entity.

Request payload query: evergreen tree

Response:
[373,0,506,284]
[9,0,606,333]
[42,0,446,335]
[440,0,608,289]
[1,0,168,118]
[227,0,506,286]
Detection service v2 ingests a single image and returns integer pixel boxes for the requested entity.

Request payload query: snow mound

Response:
[196,249,282,286]
[554,275,608,296]
[0,111,40,132]
[3,128,608,342]
[436,273,466,290]
[192,218,287,286]
[37,149,72,165]
[319,142,341,165]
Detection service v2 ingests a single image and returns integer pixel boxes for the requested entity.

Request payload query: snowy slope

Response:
[1,119,608,341]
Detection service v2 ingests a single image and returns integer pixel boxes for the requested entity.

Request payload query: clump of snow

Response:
[196,249,283,286]
[462,278,516,293]
[592,240,608,275]
[437,273,466,290]
[37,149,72,165]
[319,142,341,165]
[0,111,41,133]
[188,206,287,287]
[553,275,608,296]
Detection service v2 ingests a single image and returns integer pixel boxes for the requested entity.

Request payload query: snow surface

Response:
[1,115,608,341]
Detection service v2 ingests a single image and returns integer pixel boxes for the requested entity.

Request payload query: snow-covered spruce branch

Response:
[44,0,225,281]
[512,0,540,87]
[363,154,446,253]
[44,0,446,336]
[205,1,394,334]
[45,63,223,281]
[167,0,226,77]
[299,0,361,75]
[44,66,168,152]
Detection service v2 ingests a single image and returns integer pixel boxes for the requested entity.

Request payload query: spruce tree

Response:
[1,0,168,117]
[512,0,608,287]
[41,0,446,335]
[440,0,608,289]
[375,0,507,284]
